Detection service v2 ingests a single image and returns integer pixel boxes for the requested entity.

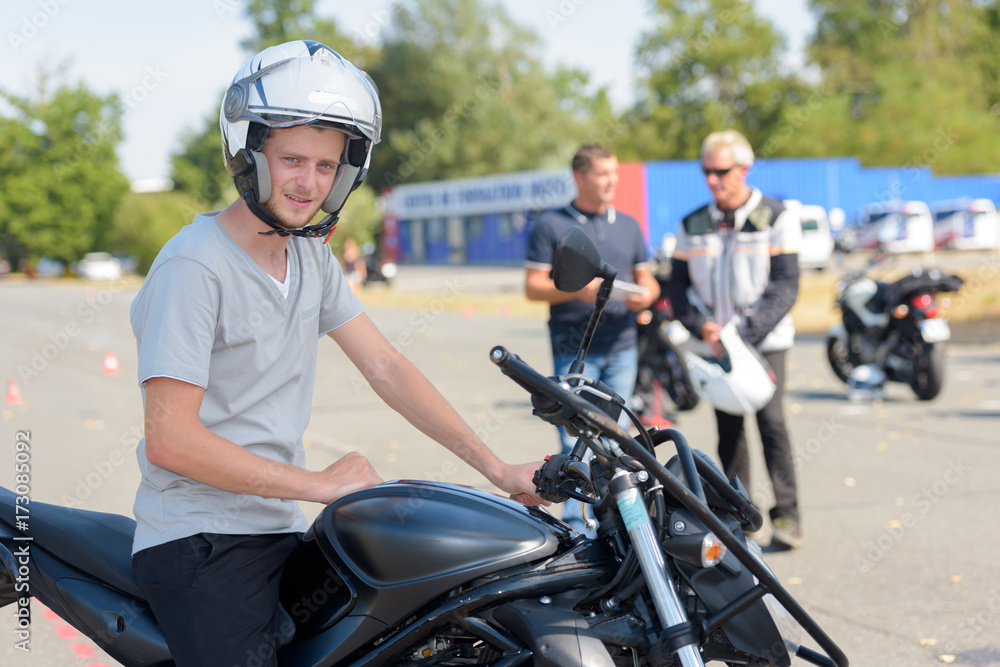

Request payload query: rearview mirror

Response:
[552,227,614,292]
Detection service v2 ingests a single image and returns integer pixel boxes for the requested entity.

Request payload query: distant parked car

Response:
[930,198,999,250]
[851,201,935,253]
[77,252,123,281]
[784,200,834,270]
[35,256,66,277]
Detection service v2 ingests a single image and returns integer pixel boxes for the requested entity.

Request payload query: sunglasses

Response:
[701,165,739,177]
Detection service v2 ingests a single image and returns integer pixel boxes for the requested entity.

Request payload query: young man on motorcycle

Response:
[128,40,546,667]
[524,144,660,535]
[666,129,805,550]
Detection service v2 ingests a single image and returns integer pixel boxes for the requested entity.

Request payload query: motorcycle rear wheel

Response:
[826,337,854,384]
[910,341,945,400]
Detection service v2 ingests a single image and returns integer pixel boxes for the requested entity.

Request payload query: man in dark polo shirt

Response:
[525,144,659,534]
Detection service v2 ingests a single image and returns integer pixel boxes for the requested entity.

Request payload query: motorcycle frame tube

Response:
[611,472,706,667]
[340,565,609,667]
[491,346,849,667]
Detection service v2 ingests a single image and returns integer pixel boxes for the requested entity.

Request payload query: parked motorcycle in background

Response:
[634,294,700,423]
[361,241,398,287]
[1,228,849,666]
[826,246,964,400]
[632,237,699,426]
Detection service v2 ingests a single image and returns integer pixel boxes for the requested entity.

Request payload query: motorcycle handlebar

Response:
[489,346,633,444]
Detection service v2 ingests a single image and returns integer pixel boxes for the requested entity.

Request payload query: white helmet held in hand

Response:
[684,321,777,415]
[220,40,382,238]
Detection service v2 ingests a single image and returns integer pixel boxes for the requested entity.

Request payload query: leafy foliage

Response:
[170,107,234,207]
[111,190,202,274]
[364,0,613,188]
[323,185,380,259]
[800,0,1000,174]
[624,0,807,160]
[0,76,129,264]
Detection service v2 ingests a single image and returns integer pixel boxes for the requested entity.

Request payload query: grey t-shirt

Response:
[129,213,364,554]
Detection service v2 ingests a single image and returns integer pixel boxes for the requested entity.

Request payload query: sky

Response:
[1,0,815,185]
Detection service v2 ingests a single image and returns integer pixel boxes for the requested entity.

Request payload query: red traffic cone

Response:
[103,352,120,377]
[6,378,23,406]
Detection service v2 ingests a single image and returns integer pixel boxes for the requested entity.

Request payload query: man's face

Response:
[575,156,619,207]
[702,147,748,210]
[260,125,346,230]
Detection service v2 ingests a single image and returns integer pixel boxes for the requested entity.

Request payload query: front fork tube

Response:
[612,472,705,667]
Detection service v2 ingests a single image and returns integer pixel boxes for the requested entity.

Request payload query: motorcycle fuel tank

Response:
[280,481,563,643]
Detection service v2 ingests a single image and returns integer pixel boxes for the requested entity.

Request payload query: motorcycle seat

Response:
[0,488,144,600]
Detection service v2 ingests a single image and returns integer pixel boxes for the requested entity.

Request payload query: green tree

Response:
[365,0,611,188]
[324,184,380,258]
[170,108,233,207]
[111,190,200,274]
[799,0,1000,173]
[0,74,129,266]
[625,0,805,161]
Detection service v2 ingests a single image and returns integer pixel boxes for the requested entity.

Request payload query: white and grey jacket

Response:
[667,189,801,352]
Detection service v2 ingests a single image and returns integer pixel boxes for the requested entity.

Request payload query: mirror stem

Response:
[569,269,616,377]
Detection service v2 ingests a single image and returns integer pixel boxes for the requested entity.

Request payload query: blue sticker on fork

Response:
[616,488,648,532]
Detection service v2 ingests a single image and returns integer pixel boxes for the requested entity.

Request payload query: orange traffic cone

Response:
[103,352,120,377]
[6,379,23,406]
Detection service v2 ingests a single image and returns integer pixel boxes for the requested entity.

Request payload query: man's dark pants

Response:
[133,532,300,667]
[714,349,799,522]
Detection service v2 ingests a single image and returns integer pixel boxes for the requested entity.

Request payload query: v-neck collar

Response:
[207,215,295,309]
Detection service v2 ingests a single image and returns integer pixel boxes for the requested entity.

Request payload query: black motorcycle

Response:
[1,227,848,666]
[633,290,700,425]
[826,249,964,400]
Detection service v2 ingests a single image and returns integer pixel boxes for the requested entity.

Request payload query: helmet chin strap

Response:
[245,193,339,239]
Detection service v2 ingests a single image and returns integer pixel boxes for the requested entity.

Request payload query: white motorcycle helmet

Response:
[684,320,777,416]
[220,40,382,238]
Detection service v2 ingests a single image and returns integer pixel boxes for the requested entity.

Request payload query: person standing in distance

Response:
[128,40,547,667]
[525,144,660,535]
[667,129,804,549]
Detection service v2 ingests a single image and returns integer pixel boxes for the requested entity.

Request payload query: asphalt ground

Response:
[1,275,999,666]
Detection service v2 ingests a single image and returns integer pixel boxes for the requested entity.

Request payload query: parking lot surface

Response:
[1,278,999,666]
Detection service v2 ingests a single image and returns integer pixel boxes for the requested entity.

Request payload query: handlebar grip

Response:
[489,346,631,441]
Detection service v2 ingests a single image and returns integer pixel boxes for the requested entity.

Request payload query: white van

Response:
[852,201,935,253]
[784,200,834,270]
[930,198,999,250]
